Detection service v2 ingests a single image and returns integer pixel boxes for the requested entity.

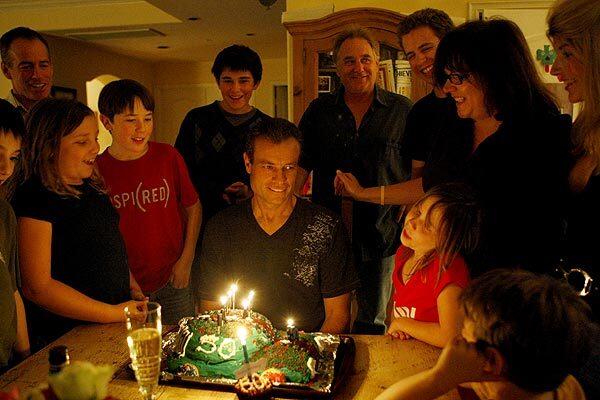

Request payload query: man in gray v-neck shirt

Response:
[196,118,359,332]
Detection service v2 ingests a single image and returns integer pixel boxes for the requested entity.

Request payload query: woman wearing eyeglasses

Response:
[335,19,571,275]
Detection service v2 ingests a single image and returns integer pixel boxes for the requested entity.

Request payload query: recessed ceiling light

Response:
[157,45,169,49]
[246,33,255,37]
[188,17,199,21]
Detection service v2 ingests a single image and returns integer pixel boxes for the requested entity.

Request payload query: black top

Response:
[565,174,600,270]
[565,173,600,316]
[13,178,130,347]
[175,101,270,220]
[423,110,572,274]
[197,198,360,332]
[401,91,457,162]
[299,86,412,261]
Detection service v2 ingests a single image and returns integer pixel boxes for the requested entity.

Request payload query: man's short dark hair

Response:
[245,118,302,162]
[397,8,455,51]
[211,45,262,83]
[1,27,50,67]
[98,79,155,120]
[461,269,592,393]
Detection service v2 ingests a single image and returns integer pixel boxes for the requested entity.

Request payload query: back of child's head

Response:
[416,183,482,268]
[211,45,262,83]
[24,98,102,196]
[461,269,592,393]
[98,79,154,121]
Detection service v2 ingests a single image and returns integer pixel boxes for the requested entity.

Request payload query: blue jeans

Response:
[352,255,395,334]
[149,282,194,325]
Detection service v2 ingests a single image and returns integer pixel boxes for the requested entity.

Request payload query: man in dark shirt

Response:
[297,28,411,334]
[175,45,270,222]
[397,8,456,178]
[198,119,359,333]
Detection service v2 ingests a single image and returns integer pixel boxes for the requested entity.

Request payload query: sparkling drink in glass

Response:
[125,302,162,400]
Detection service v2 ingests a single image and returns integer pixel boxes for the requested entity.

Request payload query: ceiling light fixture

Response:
[259,0,277,9]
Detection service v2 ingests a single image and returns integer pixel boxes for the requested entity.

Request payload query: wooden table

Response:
[0,323,459,399]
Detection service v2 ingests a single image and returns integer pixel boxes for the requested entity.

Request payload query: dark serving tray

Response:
[120,335,355,399]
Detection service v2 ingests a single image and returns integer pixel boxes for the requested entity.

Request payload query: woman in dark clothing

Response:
[548,0,600,317]
[335,19,571,275]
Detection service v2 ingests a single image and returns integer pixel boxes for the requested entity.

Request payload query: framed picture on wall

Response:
[51,86,77,100]
[318,76,331,93]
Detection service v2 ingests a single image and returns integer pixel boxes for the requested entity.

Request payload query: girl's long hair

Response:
[548,0,600,164]
[404,183,482,283]
[23,98,104,197]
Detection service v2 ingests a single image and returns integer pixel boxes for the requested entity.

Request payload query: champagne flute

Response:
[125,302,162,400]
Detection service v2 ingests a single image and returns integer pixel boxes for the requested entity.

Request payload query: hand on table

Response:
[223,181,252,204]
[118,299,148,322]
[387,317,412,340]
[334,170,365,200]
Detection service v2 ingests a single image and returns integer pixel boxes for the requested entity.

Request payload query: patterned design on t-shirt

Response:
[290,211,335,288]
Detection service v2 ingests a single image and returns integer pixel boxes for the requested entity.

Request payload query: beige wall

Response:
[152,57,288,116]
[0,34,154,105]
[46,35,154,101]
[286,0,471,19]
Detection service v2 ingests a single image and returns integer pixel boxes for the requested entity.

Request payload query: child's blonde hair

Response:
[23,98,104,197]
[406,183,482,281]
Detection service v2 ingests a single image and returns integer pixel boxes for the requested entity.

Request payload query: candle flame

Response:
[219,296,228,307]
[248,290,255,300]
[230,283,238,293]
[237,326,248,344]
[242,298,250,310]
[287,318,294,328]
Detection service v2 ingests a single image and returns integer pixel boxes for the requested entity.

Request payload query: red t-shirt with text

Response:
[97,142,198,292]
[391,245,470,323]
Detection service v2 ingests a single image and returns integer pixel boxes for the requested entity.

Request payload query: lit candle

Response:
[229,283,238,310]
[286,318,298,340]
[242,298,250,318]
[237,326,250,368]
[220,295,228,317]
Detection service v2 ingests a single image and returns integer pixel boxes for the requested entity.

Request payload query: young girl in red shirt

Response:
[388,183,481,347]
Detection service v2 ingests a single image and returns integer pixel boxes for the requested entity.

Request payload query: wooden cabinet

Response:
[284,7,430,124]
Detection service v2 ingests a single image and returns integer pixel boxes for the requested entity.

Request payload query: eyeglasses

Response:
[444,72,471,85]
[555,265,595,297]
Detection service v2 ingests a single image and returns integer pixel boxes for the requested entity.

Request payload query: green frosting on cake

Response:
[166,310,318,383]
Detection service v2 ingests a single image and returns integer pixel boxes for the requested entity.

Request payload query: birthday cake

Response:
[165,309,320,384]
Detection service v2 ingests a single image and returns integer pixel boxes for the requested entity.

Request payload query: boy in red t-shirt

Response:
[97,79,201,324]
